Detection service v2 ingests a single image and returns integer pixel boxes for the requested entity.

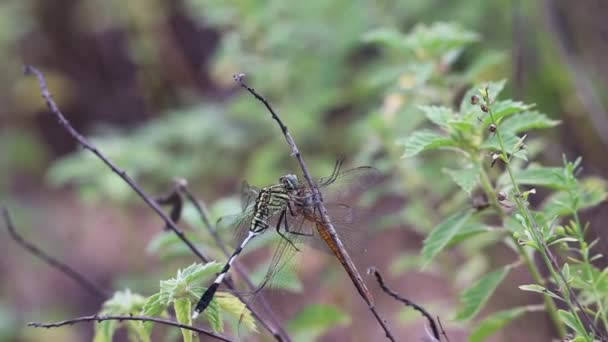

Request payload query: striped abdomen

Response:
[192,184,291,318]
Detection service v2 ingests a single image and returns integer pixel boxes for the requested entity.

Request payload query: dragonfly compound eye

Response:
[280,174,299,190]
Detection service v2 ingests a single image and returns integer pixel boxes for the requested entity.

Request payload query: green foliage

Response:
[401,71,607,337]
[421,210,473,267]
[468,306,529,342]
[174,298,193,342]
[94,289,148,342]
[287,304,350,342]
[26,1,607,338]
[454,265,511,321]
[136,262,256,337]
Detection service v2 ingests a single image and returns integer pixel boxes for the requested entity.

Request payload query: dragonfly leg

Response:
[283,210,314,238]
[275,210,303,251]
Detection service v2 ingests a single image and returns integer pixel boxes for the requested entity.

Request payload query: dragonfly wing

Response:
[241,180,259,212]
[316,166,381,203]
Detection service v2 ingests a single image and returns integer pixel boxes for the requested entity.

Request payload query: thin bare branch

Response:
[25,65,289,342]
[437,316,451,342]
[2,207,108,299]
[370,267,441,341]
[28,314,236,342]
[235,74,395,341]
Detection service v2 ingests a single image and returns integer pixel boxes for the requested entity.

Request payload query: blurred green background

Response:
[2,1,608,341]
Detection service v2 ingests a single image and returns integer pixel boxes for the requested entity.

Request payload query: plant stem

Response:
[477,161,566,338]
[483,91,595,340]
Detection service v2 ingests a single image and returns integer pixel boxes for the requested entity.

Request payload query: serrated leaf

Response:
[518,284,563,300]
[480,132,520,154]
[93,290,148,342]
[499,111,560,134]
[558,310,587,337]
[446,223,492,248]
[482,80,507,102]
[100,289,147,315]
[401,22,478,58]
[421,210,473,267]
[469,307,528,342]
[418,105,453,128]
[398,130,455,158]
[454,265,511,321]
[482,100,531,125]
[174,298,193,342]
[509,166,565,190]
[203,299,223,333]
[542,177,607,217]
[141,292,168,336]
[160,262,222,300]
[444,165,480,195]
[215,293,257,333]
[287,304,350,342]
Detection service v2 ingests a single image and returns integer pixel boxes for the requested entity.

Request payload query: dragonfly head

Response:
[279,174,299,191]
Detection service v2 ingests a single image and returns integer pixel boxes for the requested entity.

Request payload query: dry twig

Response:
[28,315,236,342]
[2,207,108,299]
[235,73,395,341]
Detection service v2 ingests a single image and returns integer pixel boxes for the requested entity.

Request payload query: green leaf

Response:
[94,290,147,342]
[159,262,222,301]
[215,293,257,333]
[480,132,520,154]
[93,320,118,342]
[542,177,607,217]
[203,299,223,333]
[482,100,531,125]
[100,289,147,315]
[482,80,507,102]
[361,29,407,50]
[141,292,169,336]
[174,298,193,342]
[509,166,565,190]
[558,310,587,337]
[446,223,493,248]
[421,210,473,267]
[444,165,480,195]
[454,265,511,321]
[518,284,563,300]
[418,105,453,128]
[499,111,560,134]
[287,304,351,342]
[398,130,455,158]
[469,307,528,342]
[401,22,479,58]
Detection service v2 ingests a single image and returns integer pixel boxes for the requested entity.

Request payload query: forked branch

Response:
[370,267,442,341]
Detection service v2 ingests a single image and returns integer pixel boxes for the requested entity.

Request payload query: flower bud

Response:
[497,191,507,201]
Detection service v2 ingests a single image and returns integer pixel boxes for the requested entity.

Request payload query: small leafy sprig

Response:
[401,80,607,340]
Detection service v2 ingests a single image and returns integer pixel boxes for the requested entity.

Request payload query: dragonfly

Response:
[192,159,378,320]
